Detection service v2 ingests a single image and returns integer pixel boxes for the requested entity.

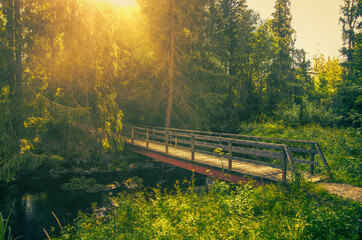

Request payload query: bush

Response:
[238,123,362,186]
[53,181,361,239]
[278,100,339,127]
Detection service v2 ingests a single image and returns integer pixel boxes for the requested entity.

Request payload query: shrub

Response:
[238,123,362,186]
[53,181,361,239]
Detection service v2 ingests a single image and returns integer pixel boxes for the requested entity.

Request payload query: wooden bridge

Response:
[124,126,330,184]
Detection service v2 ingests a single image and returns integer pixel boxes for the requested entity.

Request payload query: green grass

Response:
[51,123,361,239]
[238,123,361,186]
[53,180,361,240]
[0,212,20,240]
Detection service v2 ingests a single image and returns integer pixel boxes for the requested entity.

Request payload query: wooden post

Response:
[175,136,177,147]
[191,135,195,161]
[228,140,232,170]
[146,129,149,148]
[256,137,261,161]
[310,143,315,175]
[165,131,169,153]
[282,151,287,182]
[315,142,330,172]
[131,128,134,144]
[283,145,296,180]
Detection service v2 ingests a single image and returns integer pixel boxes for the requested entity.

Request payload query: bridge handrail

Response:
[124,125,330,179]
[131,124,315,144]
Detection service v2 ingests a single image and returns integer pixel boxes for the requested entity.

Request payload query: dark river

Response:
[0,160,206,239]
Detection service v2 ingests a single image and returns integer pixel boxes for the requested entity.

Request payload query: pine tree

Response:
[266,0,294,113]
[334,0,361,127]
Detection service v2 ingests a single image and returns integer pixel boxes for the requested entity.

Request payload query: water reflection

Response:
[0,164,206,239]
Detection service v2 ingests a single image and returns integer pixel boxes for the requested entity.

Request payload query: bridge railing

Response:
[124,125,330,181]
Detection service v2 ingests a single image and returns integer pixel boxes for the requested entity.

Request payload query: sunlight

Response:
[91,0,140,21]
[108,0,137,7]
[94,0,138,8]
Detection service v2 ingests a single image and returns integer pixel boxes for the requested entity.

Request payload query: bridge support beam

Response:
[128,145,249,184]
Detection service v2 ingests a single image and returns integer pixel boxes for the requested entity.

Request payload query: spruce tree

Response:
[266,0,294,113]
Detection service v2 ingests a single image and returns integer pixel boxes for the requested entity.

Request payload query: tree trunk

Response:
[14,0,23,136]
[165,0,174,129]
[5,0,23,138]
[6,0,15,94]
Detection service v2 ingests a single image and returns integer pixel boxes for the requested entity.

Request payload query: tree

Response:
[204,0,256,131]
[340,0,361,78]
[266,0,294,113]
[1,0,23,139]
[335,0,361,126]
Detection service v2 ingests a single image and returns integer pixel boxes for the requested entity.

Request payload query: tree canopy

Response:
[0,0,360,182]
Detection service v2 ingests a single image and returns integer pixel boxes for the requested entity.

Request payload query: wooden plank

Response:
[293,158,318,166]
[231,156,282,169]
[133,125,314,144]
[233,139,285,150]
[289,147,318,154]
[149,135,166,141]
[232,146,283,159]
[315,142,330,171]
[127,126,318,155]
[310,143,315,175]
[125,137,327,183]
[173,138,191,145]
[195,135,285,151]
[195,149,228,159]
[195,141,226,151]
[128,145,249,184]
[283,145,295,175]
[228,140,232,170]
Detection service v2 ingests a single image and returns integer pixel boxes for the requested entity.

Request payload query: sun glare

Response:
[100,0,137,8]
[92,0,140,19]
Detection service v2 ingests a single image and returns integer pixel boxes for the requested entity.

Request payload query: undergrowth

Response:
[238,123,361,186]
[52,180,361,240]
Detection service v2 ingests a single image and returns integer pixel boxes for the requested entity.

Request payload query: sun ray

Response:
[92,0,137,7]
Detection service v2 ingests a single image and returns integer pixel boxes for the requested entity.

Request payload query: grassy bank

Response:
[238,123,361,186]
[50,123,361,239]
[53,180,361,239]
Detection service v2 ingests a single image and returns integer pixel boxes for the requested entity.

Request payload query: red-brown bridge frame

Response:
[127,144,252,184]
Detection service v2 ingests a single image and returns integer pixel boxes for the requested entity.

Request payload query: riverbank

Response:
[0,158,206,240]
[53,180,361,240]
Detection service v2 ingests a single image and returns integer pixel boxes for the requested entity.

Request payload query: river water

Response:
[0,160,206,239]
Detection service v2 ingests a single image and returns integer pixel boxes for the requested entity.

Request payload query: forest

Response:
[1,0,360,183]
[0,0,361,239]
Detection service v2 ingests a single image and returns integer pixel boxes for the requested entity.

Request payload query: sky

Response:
[247,0,344,60]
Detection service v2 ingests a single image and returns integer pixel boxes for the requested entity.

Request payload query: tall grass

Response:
[53,180,361,240]
[238,123,361,186]
[0,212,20,240]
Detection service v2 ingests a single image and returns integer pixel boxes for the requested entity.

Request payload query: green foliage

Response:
[277,99,339,127]
[238,123,362,186]
[54,181,361,239]
[1,0,361,182]
[60,177,109,193]
[337,0,362,127]
[265,0,294,113]
[312,55,343,100]
[0,212,20,240]
[0,86,21,183]
[334,83,362,127]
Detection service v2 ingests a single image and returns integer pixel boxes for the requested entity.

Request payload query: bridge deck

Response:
[126,138,324,183]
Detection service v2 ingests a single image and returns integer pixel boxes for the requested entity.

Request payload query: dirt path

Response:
[320,182,362,203]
